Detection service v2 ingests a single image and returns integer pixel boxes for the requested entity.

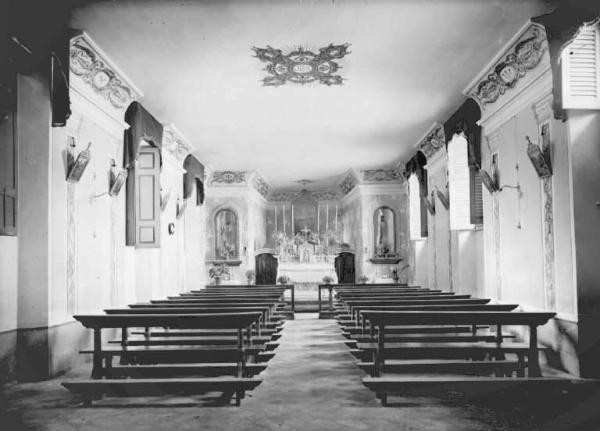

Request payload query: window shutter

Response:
[126,145,161,247]
[469,167,484,225]
[562,24,600,110]
[448,133,473,230]
[409,174,423,240]
[0,111,17,236]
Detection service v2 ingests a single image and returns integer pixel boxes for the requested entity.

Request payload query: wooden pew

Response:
[318,283,421,312]
[194,284,296,311]
[357,310,556,405]
[62,312,264,406]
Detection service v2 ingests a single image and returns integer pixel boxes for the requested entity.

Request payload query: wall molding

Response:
[162,124,194,162]
[416,122,446,160]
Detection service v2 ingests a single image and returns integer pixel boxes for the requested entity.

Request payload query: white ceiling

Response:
[71,0,552,190]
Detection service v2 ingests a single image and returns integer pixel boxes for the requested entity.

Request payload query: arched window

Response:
[214,209,238,260]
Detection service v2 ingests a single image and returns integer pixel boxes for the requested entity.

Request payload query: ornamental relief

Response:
[419,124,446,159]
[360,169,402,182]
[252,175,271,198]
[162,127,193,161]
[70,36,134,109]
[339,173,358,195]
[211,171,247,184]
[268,189,339,202]
[469,24,548,108]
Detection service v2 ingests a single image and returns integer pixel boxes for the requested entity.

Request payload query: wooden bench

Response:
[359,310,555,379]
[318,284,427,311]
[62,312,264,406]
[193,284,296,311]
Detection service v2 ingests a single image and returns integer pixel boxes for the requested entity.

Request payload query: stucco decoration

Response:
[360,169,402,183]
[252,174,271,198]
[211,171,247,184]
[468,24,548,109]
[339,172,358,195]
[252,44,351,86]
[70,34,140,109]
[162,124,194,161]
[269,189,339,202]
[418,124,446,159]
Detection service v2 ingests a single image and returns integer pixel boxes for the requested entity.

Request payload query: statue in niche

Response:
[374,207,395,257]
[215,209,238,260]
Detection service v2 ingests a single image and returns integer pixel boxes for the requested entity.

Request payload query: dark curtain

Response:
[255,253,278,285]
[533,1,600,120]
[50,29,71,127]
[123,102,163,168]
[183,154,205,205]
[335,252,356,284]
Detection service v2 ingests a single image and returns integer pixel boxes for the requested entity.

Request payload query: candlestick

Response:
[283,204,286,236]
[317,205,320,233]
[335,204,338,234]
[274,206,277,232]
[326,204,329,231]
[291,204,294,235]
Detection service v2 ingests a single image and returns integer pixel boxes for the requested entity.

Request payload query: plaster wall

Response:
[0,237,18,332]
[341,191,363,277]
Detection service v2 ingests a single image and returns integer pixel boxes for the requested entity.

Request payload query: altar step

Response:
[294,300,322,313]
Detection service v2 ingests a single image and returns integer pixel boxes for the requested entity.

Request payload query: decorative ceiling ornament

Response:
[468,24,548,108]
[70,35,138,109]
[252,44,351,86]
[211,171,247,184]
[252,174,271,198]
[339,172,358,195]
[418,124,446,159]
[360,169,402,183]
[268,189,340,202]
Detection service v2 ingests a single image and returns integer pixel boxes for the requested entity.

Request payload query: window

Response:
[448,132,478,230]
[126,144,161,247]
[409,174,423,240]
[562,23,600,110]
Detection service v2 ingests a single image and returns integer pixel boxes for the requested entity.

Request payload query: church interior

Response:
[2,0,600,429]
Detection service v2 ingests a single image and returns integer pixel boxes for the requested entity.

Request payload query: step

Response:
[62,377,263,406]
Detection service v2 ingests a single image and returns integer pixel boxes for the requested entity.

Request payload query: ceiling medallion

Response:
[252,44,351,86]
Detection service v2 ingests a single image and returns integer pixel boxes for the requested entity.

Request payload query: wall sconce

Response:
[109,159,127,196]
[67,141,92,183]
[526,136,552,179]
[436,187,449,210]
[176,198,187,219]
[160,188,171,211]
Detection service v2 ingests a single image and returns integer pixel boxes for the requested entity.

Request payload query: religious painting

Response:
[373,207,395,257]
[293,198,317,237]
[214,208,238,260]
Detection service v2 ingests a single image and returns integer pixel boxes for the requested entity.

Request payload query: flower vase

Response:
[214,276,221,286]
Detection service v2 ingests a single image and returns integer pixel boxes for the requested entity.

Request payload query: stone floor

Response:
[2,315,600,431]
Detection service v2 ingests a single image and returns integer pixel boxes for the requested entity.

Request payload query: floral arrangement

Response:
[277,275,290,284]
[358,275,369,284]
[209,263,229,279]
[322,275,334,284]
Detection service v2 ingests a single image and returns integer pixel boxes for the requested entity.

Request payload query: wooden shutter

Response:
[126,145,161,247]
[448,133,473,230]
[409,174,422,240]
[562,24,600,109]
[469,167,484,225]
[419,169,428,238]
[0,111,17,236]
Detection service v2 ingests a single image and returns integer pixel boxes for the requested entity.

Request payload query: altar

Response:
[278,260,337,298]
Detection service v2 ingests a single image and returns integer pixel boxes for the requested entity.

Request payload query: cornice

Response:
[464,22,550,114]
[162,124,194,162]
[69,32,142,117]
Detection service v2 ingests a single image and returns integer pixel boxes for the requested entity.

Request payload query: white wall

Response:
[0,237,18,332]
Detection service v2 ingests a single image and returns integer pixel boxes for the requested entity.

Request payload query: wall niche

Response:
[370,206,401,264]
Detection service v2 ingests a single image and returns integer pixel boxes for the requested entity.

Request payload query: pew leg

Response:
[82,395,93,407]
[91,328,103,379]
[235,391,242,407]
[528,325,542,377]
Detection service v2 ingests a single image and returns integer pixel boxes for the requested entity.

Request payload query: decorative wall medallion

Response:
[211,171,247,184]
[252,174,271,198]
[162,125,193,161]
[419,124,446,159]
[361,169,402,182]
[469,24,548,108]
[339,172,358,195]
[70,36,135,108]
[252,44,351,86]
